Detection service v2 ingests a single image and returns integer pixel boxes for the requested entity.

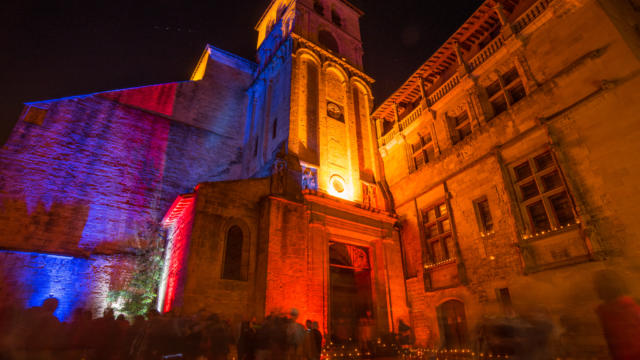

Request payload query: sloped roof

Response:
[373,0,534,123]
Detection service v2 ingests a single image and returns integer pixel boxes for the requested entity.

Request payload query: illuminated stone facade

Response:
[161,0,410,339]
[1,0,639,356]
[373,0,640,356]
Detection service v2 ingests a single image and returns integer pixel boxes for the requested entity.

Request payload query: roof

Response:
[373,0,536,123]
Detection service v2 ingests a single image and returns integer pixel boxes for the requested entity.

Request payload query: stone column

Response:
[495,3,515,39]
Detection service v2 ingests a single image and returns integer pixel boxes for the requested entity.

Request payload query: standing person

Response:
[286,309,306,360]
[357,311,374,353]
[307,320,322,360]
[593,269,640,360]
[238,320,257,360]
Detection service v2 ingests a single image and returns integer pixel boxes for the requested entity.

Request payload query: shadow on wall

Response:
[0,197,89,255]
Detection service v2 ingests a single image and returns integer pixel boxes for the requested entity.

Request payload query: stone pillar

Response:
[454,41,470,77]
[495,3,515,39]
[513,52,539,94]
[392,102,401,133]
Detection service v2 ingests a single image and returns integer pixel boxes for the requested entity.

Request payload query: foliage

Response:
[107,222,166,317]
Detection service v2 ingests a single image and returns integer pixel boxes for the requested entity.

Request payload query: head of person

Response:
[42,297,59,314]
[290,308,299,321]
[306,319,312,329]
[594,269,629,302]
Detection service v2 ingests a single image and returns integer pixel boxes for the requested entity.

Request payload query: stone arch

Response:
[436,298,468,349]
[221,218,251,281]
[351,78,374,181]
[324,63,348,106]
[350,77,373,100]
[318,29,340,53]
[297,50,321,164]
[323,62,348,83]
[296,48,322,67]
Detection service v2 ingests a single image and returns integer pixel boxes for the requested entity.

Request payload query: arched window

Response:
[318,30,339,53]
[331,9,342,27]
[222,225,247,281]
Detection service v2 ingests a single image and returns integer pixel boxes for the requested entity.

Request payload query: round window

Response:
[330,175,345,193]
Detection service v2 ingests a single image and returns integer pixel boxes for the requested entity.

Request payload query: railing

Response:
[399,105,423,131]
[378,0,553,148]
[379,127,398,146]
[427,73,460,106]
[468,35,505,71]
[513,0,553,33]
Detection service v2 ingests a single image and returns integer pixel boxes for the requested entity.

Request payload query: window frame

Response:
[421,201,455,264]
[450,110,472,144]
[221,224,249,281]
[410,133,435,171]
[510,150,578,236]
[473,196,494,234]
[486,67,526,118]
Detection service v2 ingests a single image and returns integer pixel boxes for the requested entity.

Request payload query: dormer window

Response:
[331,9,342,27]
[313,0,324,15]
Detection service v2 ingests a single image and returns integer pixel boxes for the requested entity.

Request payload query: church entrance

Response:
[329,242,373,344]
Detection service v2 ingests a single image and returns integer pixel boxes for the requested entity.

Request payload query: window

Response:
[485,67,526,118]
[496,288,514,314]
[422,201,455,263]
[23,106,47,125]
[318,30,339,53]
[313,0,324,15]
[331,9,342,27]
[450,111,472,144]
[411,133,435,171]
[272,118,278,139]
[222,226,248,281]
[511,151,577,235]
[474,197,493,233]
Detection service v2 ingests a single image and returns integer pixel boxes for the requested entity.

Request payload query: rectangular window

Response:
[496,288,513,314]
[272,118,278,139]
[22,106,47,125]
[411,133,435,171]
[451,111,472,144]
[485,67,526,119]
[511,150,577,235]
[474,197,494,233]
[422,200,455,264]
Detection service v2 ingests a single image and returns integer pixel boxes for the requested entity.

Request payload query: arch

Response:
[350,77,373,99]
[318,29,340,53]
[436,299,468,349]
[296,48,322,67]
[323,62,348,84]
[221,219,251,281]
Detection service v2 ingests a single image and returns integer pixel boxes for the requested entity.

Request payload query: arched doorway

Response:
[437,299,468,349]
[329,242,373,344]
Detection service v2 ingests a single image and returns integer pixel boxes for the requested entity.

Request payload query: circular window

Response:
[330,175,345,193]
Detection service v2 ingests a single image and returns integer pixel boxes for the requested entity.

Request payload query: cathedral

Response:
[1,0,640,356]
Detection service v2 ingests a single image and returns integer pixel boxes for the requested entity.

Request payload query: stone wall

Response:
[379,0,640,356]
[0,46,254,318]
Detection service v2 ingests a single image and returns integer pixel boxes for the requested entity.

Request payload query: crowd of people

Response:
[0,299,324,360]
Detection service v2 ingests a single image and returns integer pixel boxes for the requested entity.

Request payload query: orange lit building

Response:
[159,0,410,343]
[1,0,640,357]
[372,0,640,356]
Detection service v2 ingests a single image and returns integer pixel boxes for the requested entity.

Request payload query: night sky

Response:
[0,0,484,145]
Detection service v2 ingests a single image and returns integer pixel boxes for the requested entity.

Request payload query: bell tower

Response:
[245,0,385,210]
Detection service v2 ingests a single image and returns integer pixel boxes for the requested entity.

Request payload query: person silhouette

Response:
[593,269,640,360]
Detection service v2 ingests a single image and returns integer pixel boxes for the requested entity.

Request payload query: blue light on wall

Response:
[1,250,92,321]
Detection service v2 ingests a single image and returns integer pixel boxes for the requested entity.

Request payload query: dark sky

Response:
[0,0,483,144]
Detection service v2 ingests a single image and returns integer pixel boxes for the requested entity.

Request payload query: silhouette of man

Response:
[594,269,640,360]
